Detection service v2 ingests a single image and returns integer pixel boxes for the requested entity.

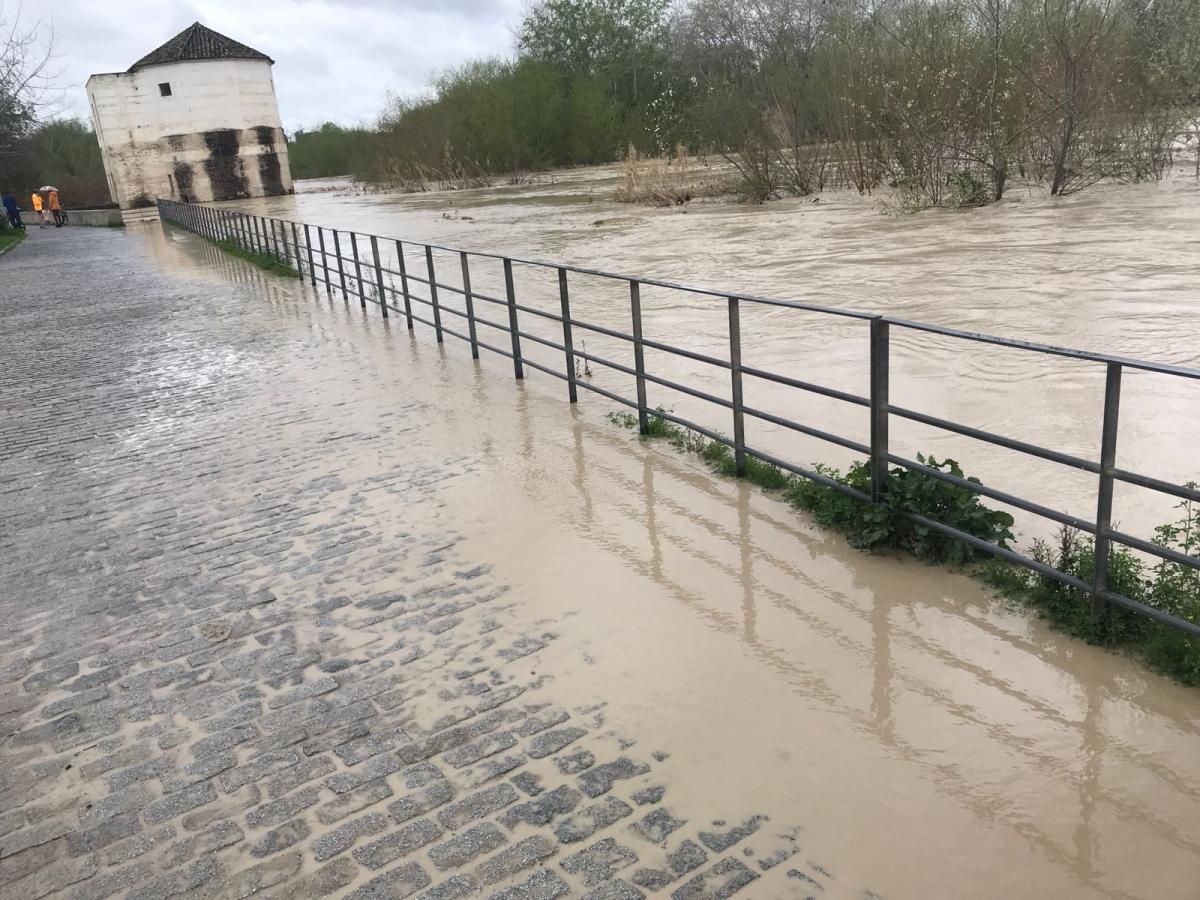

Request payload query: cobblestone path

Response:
[0,228,851,900]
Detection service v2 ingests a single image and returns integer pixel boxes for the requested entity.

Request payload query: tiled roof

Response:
[128,22,272,72]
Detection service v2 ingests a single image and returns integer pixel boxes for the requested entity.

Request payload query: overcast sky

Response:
[28,0,526,132]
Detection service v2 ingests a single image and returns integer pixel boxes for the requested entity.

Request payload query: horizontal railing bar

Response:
[406,310,440,331]
[903,511,1092,590]
[1111,469,1200,504]
[742,444,872,503]
[640,337,731,370]
[575,348,638,379]
[475,337,515,360]
[1109,529,1200,572]
[743,405,871,455]
[473,313,513,334]
[887,452,1097,533]
[888,317,1200,381]
[521,357,570,382]
[513,302,564,324]
[432,280,467,297]
[642,372,734,410]
[569,318,635,343]
[576,377,640,410]
[429,300,469,321]
[740,365,870,408]
[234,220,875,321]
[469,290,508,309]
[889,404,1100,474]
[515,330,566,353]
[1098,589,1200,636]
[436,322,473,344]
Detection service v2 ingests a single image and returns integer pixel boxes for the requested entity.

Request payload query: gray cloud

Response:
[27,0,524,130]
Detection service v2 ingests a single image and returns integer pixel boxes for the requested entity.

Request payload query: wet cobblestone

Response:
[0,229,847,898]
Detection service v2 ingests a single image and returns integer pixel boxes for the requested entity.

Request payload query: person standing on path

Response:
[3,192,23,229]
[48,189,63,227]
[30,191,45,228]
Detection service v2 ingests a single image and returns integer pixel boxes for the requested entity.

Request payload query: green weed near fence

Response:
[166,220,299,278]
[610,408,1200,685]
[206,237,300,278]
[0,227,26,255]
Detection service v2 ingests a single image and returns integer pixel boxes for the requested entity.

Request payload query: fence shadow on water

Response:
[157,199,1200,641]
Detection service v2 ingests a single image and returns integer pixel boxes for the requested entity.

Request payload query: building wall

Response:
[87,59,293,209]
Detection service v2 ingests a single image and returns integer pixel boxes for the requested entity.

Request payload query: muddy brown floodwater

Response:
[234,167,1200,548]
[214,171,1200,898]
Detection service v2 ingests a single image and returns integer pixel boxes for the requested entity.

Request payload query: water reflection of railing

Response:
[548,414,1200,889]
[157,198,1200,637]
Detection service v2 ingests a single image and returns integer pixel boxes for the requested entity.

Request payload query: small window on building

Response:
[158,82,172,97]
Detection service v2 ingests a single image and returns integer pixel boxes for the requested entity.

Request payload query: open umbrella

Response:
[39,185,57,192]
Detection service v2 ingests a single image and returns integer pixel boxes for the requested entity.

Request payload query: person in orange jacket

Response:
[48,189,63,227]
[30,190,46,228]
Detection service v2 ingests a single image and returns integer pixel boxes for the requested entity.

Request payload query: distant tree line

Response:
[0,5,112,209]
[292,0,1200,206]
[6,119,111,207]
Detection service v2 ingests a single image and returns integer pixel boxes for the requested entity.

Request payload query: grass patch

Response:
[167,221,299,278]
[610,407,1200,684]
[0,228,26,253]
[208,237,301,278]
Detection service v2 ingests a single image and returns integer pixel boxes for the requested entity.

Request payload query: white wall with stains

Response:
[87,59,293,209]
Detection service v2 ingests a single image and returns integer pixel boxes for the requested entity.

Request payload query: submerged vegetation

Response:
[294,0,1200,208]
[207,238,301,278]
[609,408,1200,685]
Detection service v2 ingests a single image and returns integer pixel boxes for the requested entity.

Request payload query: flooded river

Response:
[158,177,1200,899]
[231,167,1200,549]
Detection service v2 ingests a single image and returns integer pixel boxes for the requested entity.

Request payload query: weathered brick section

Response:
[0,229,822,900]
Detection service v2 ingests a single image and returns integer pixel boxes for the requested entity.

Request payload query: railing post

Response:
[350,232,366,308]
[395,241,414,329]
[425,246,444,343]
[869,317,890,503]
[459,252,479,359]
[252,216,263,255]
[304,224,316,286]
[1092,362,1122,617]
[503,258,523,379]
[728,297,746,476]
[221,210,231,243]
[290,222,302,276]
[630,280,649,433]
[370,236,388,319]
[558,268,578,403]
[316,228,331,293]
[332,230,348,300]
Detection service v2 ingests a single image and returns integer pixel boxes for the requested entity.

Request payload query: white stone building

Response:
[87,23,293,209]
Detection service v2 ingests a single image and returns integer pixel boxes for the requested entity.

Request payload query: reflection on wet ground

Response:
[150,222,1200,899]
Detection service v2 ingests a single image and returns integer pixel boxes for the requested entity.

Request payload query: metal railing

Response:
[157,198,1200,637]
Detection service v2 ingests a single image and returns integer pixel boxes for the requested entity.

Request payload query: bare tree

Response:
[0,3,56,156]
[1034,0,1123,195]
